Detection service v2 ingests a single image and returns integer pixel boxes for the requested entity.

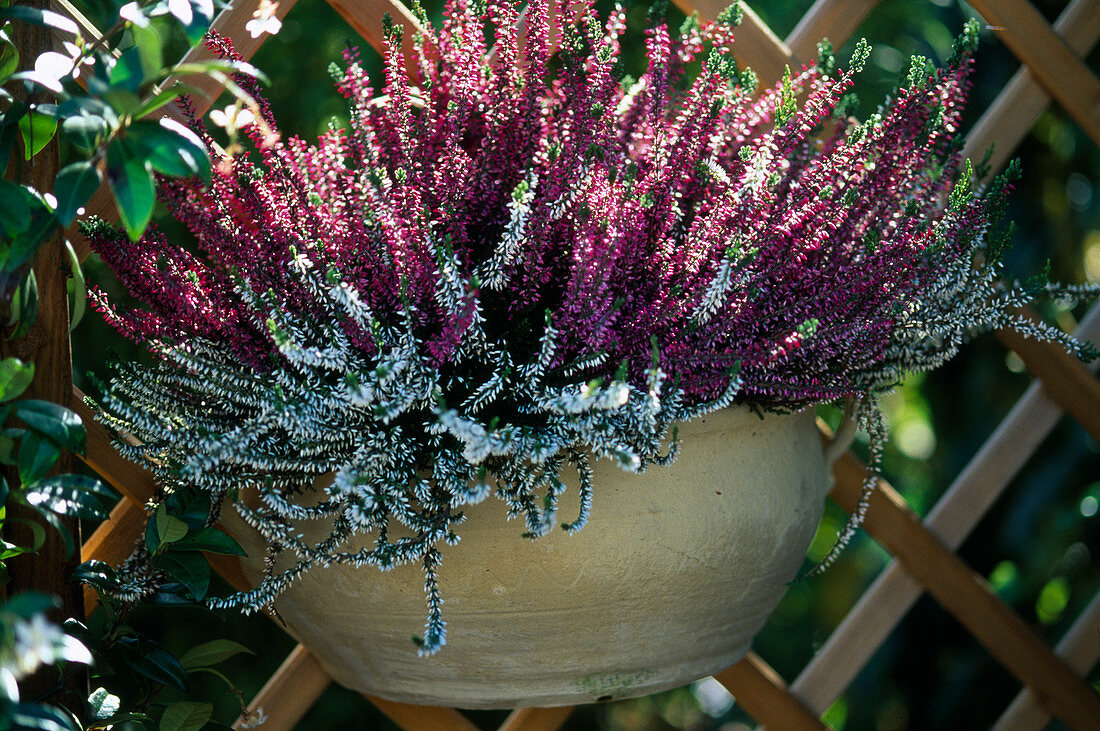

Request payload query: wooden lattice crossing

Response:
[48,0,1100,728]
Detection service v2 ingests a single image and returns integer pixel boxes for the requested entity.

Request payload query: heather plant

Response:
[84,0,1095,655]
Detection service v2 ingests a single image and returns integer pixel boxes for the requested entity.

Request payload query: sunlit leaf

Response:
[88,687,121,721]
[0,6,79,35]
[2,701,80,731]
[61,113,108,151]
[25,475,110,520]
[0,37,17,83]
[17,110,56,159]
[65,240,85,331]
[132,22,163,79]
[128,118,210,182]
[0,358,33,402]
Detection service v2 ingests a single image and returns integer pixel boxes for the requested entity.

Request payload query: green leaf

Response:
[0,358,34,402]
[15,400,85,453]
[5,516,47,552]
[155,504,188,545]
[2,591,57,618]
[65,241,86,332]
[159,701,212,731]
[0,179,32,236]
[73,560,120,593]
[88,687,120,721]
[165,489,212,529]
[0,117,21,179]
[135,86,188,119]
[117,638,188,691]
[7,270,40,337]
[178,639,253,669]
[60,114,108,152]
[0,538,32,560]
[0,6,79,35]
[171,59,268,85]
[108,46,146,93]
[128,119,210,182]
[53,161,101,226]
[145,510,159,553]
[0,434,15,466]
[170,527,246,556]
[152,551,209,600]
[0,37,16,83]
[25,475,109,520]
[131,23,163,80]
[17,111,57,160]
[102,87,142,116]
[17,431,60,485]
[106,137,155,241]
[2,702,80,731]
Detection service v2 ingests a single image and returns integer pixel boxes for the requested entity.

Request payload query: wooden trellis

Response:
[40,0,1100,727]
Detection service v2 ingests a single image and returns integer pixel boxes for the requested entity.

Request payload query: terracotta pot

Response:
[224,406,835,709]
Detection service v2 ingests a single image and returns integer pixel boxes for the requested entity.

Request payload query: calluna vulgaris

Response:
[87,0,1095,653]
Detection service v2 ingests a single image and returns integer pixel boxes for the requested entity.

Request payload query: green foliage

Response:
[0,1,268,728]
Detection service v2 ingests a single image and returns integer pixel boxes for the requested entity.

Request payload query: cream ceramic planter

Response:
[223,406,832,709]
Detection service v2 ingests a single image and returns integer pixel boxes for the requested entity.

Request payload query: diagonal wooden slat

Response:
[994,589,1100,730]
[784,0,880,62]
[996,311,1100,446]
[80,497,147,615]
[498,706,576,731]
[791,303,1100,715]
[967,0,1100,147]
[323,0,432,71]
[232,645,331,731]
[669,0,793,88]
[365,695,480,731]
[72,388,156,504]
[963,0,1100,176]
[829,452,1100,729]
[714,653,825,729]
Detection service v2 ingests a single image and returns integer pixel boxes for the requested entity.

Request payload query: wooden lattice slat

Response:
[964,0,1100,175]
[996,314,1100,444]
[968,0,1100,147]
[713,654,825,729]
[59,0,1100,727]
[669,0,793,87]
[497,707,576,731]
[790,301,1100,716]
[829,450,1100,729]
[994,589,1100,729]
[324,0,432,70]
[232,645,331,731]
[783,0,880,61]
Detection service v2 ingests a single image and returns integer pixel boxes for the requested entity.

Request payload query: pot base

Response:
[225,407,829,708]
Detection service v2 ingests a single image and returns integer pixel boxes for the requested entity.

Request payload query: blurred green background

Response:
[65,0,1100,728]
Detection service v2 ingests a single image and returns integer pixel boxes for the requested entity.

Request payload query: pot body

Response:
[224,406,830,709]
